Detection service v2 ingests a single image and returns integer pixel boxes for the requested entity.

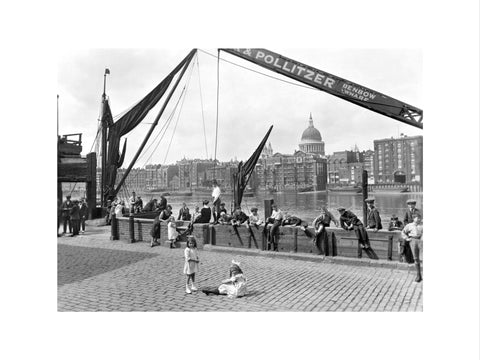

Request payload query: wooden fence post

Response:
[129,215,135,243]
[111,214,118,240]
[331,232,337,257]
[293,227,298,253]
[387,235,393,261]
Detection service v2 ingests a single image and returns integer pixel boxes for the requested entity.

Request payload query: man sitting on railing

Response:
[301,206,338,255]
[265,204,283,251]
[248,207,263,228]
[231,207,249,229]
[338,207,378,260]
[281,213,304,227]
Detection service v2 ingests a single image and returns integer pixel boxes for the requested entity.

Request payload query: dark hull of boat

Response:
[328,187,362,193]
[372,187,410,193]
[298,186,314,193]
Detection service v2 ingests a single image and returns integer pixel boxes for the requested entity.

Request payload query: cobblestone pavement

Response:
[57,226,423,312]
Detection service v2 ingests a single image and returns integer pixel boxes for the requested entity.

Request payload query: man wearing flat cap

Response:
[365,198,382,232]
[404,199,422,225]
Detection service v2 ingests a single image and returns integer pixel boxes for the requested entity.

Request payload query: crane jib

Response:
[221,48,422,129]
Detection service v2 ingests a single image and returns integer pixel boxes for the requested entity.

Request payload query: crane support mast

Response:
[220,48,423,129]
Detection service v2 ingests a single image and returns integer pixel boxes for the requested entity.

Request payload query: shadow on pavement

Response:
[58,244,159,286]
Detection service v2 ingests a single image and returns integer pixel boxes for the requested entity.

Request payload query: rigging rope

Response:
[89,125,101,153]
[196,55,209,159]
[213,49,220,179]
[117,59,196,191]
[162,60,195,164]
[199,49,411,111]
[198,49,316,91]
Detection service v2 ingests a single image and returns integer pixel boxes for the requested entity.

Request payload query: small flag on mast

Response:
[105,68,110,75]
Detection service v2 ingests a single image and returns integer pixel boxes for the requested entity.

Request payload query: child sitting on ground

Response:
[201,260,247,298]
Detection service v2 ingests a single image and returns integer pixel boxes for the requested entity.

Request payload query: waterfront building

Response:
[145,164,162,190]
[255,114,327,191]
[177,158,217,190]
[373,134,423,185]
[363,149,375,184]
[159,165,179,190]
[116,167,147,193]
[206,161,239,190]
[327,150,365,186]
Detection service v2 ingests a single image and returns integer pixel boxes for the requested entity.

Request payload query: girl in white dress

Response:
[183,236,199,294]
[167,216,179,249]
[202,260,247,298]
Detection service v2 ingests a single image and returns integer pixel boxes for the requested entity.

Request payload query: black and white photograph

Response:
[57,47,425,312]
[3,1,478,359]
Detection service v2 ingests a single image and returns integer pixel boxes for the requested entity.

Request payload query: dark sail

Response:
[103,50,196,201]
[233,125,273,208]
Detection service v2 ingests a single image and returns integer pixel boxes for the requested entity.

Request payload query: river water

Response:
[126,190,423,227]
[66,188,422,227]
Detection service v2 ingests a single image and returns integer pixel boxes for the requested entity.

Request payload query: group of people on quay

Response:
[58,195,88,236]
[58,178,423,285]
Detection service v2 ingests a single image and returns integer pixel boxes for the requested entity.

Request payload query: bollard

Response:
[203,224,210,248]
[293,227,298,253]
[387,235,393,261]
[111,214,119,240]
[330,232,337,257]
[129,215,135,243]
[324,232,329,256]
[209,225,216,245]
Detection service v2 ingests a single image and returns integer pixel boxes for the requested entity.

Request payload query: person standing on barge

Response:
[211,180,221,224]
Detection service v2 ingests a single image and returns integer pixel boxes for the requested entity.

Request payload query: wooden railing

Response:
[112,218,403,261]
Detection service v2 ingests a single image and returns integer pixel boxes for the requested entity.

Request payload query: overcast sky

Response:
[57,48,422,167]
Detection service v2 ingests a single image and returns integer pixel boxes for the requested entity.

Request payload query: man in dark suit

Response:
[365,198,382,231]
[404,199,422,225]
